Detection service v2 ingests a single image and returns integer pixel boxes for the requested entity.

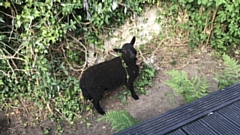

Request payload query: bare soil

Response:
[0,43,221,135]
[0,6,222,135]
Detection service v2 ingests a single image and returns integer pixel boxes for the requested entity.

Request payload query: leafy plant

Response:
[214,54,240,90]
[135,63,156,95]
[165,92,177,107]
[165,70,210,103]
[0,0,157,126]
[97,110,140,132]
[44,128,50,135]
[160,0,240,54]
[115,88,130,104]
[115,63,156,104]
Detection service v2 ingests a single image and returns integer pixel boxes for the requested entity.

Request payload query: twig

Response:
[0,70,9,77]
[54,108,72,123]
[80,21,92,25]
[5,57,16,80]
[67,34,88,79]
[13,44,26,57]
[10,1,18,15]
[151,38,168,56]
[61,40,84,72]
[19,98,30,115]
[8,17,14,42]
[117,2,135,12]
[0,54,26,61]
[137,48,146,63]
[71,13,82,27]
[175,60,190,70]
[0,11,15,19]
[44,98,54,115]
[0,41,25,57]
[201,9,211,46]
[206,6,218,46]
[167,44,188,47]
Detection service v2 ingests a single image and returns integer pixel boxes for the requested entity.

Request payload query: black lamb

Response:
[79,36,139,115]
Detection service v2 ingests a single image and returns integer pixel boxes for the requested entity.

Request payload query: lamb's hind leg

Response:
[92,99,105,115]
[126,82,139,100]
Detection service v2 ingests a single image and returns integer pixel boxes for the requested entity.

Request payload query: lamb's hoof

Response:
[132,95,139,100]
[99,111,106,115]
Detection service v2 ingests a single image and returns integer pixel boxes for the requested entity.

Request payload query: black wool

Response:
[79,36,139,115]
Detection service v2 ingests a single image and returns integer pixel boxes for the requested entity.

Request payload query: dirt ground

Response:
[0,43,221,135]
[0,6,222,135]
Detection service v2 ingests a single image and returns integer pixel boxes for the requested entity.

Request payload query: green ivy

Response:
[135,63,156,95]
[0,0,157,125]
[115,63,156,104]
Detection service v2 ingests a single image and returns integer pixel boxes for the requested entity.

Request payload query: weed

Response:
[44,128,50,135]
[214,54,240,90]
[56,124,63,133]
[165,92,177,107]
[115,63,156,104]
[165,70,210,103]
[114,88,130,104]
[135,63,156,95]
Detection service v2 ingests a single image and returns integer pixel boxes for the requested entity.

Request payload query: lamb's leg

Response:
[126,82,139,100]
[92,99,105,115]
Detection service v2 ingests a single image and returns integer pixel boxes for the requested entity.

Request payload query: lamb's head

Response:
[114,36,137,62]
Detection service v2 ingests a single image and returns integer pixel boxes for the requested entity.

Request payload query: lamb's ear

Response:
[130,36,136,46]
[114,49,122,53]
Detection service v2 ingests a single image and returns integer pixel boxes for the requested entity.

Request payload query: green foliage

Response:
[135,63,156,95]
[165,70,210,103]
[165,92,177,107]
[115,87,129,104]
[161,0,240,54]
[97,110,140,132]
[214,54,240,90]
[0,0,157,126]
[115,63,156,104]
[44,128,50,135]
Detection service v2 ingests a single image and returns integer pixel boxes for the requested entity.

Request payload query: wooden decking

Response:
[114,83,240,135]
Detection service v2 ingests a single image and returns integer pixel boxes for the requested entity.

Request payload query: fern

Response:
[97,110,140,132]
[165,70,210,103]
[214,54,240,90]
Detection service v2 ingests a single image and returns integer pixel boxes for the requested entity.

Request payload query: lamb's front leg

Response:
[126,82,139,100]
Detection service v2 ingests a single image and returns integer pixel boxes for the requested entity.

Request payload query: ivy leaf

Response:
[216,0,226,6]
[4,1,11,8]
[226,4,233,12]
[121,96,127,104]
[97,3,102,14]
[0,17,4,23]
[124,6,127,14]
[112,0,118,10]
[202,0,208,5]
[105,15,109,24]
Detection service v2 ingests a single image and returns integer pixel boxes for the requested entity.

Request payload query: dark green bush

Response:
[161,0,240,54]
[0,0,155,122]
